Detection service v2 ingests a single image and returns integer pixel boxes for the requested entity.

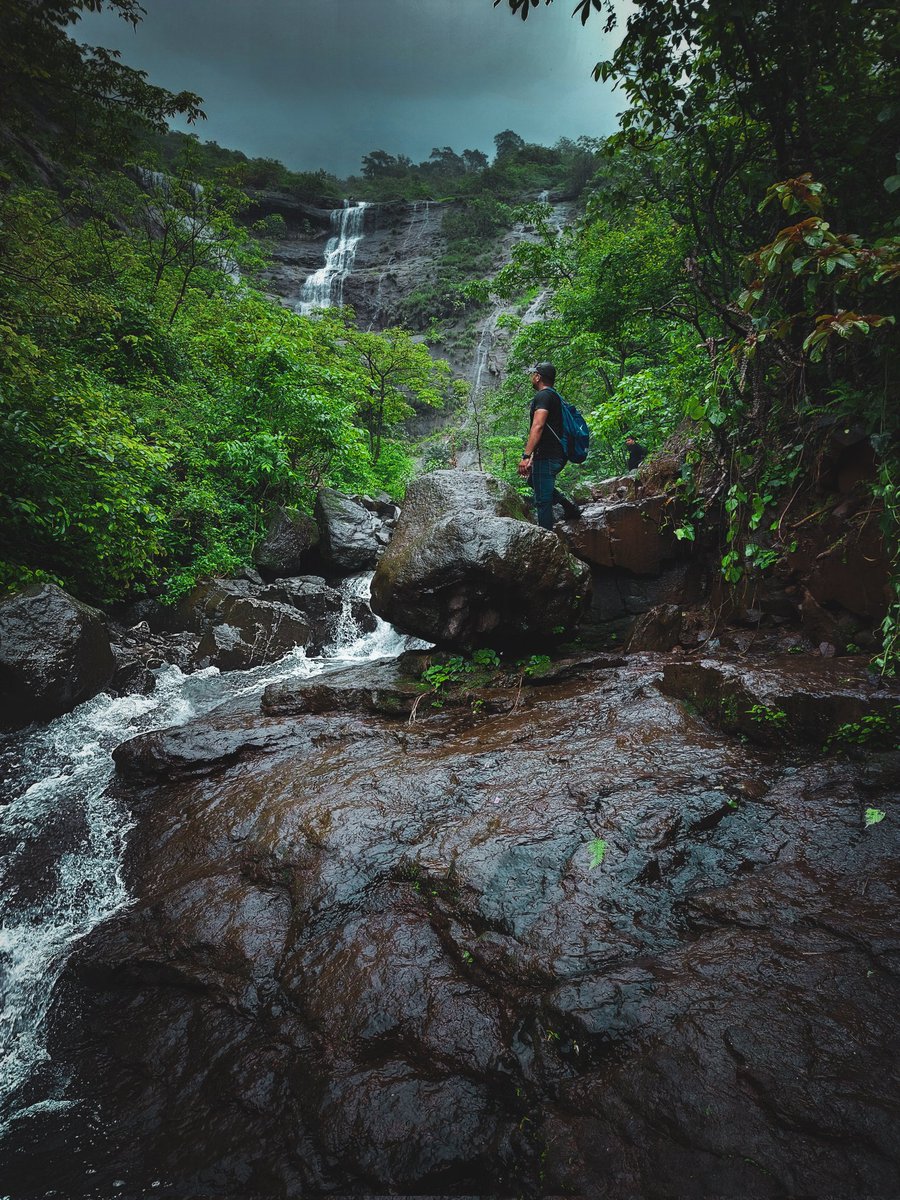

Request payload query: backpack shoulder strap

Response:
[545,387,567,452]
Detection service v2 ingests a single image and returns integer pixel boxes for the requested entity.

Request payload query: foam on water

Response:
[0,575,422,1132]
[296,201,368,315]
[324,572,429,662]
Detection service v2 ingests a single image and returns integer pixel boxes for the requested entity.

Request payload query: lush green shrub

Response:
[0,174,451,603]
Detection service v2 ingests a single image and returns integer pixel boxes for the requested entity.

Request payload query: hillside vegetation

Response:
[1,0,897,666]
[0,2,462,603]
[475,0,898,665]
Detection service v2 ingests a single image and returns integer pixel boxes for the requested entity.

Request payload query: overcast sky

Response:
[75,0,626,177]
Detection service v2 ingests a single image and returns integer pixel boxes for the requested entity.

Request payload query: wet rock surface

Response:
[564,493,682,575]
[371,470,591,649]
[103,572,376,698]
[191,595,312,672]
[661,654,899,746]
[252,506,320,579]
[105,619,201,694]
[8,651,899,1198]
[315,488,389,574]
[176,575,359,669]
[0,583,115,727]
[257,575,345,626]
[553,485,711,635]
[262,652,429,718]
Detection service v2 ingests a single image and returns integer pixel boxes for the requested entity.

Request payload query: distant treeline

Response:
[152,127,602,203]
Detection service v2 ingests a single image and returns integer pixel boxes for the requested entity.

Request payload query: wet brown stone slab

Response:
[660,653,900,746]
[9,655,898,1199]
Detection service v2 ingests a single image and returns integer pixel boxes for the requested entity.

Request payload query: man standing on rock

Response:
[517,362,581,529]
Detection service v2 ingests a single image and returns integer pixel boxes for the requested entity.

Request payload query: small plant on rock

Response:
[521,653,552,678]
[825,709,900,754]
[747,703,787,727]
[587,838,608,869]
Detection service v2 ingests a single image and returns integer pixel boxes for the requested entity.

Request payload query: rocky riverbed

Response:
[1,468,897,1199]
[3,644,898,1199]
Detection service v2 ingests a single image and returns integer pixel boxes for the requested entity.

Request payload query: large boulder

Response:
[172,575,374,671]
[563,494,681,575]
[556,490,708,635]
[259,575,345,626]
[252,506,320,579]
[193,606,311,672]
[0,583,115,726]
[315,488,388,574]
[370,470,590,649]
[177,578,314,669]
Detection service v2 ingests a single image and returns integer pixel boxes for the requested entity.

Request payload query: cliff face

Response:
[242,191,337,299]
[246,193,447,330]
[243,192,577,458]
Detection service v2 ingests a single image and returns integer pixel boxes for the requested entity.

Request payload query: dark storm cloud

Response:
[76,0,624,175]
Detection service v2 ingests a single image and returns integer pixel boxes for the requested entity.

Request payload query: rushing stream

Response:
[0,575,415,1138]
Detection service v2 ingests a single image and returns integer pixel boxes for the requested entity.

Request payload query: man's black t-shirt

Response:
[530,387,564,460]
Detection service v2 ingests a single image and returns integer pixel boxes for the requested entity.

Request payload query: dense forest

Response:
[1,0,897,662]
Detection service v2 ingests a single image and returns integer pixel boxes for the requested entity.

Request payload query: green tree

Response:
[496,0,898,659]
[361,149,411,179]
[0,0,203,168]
[493,129,526,161]
[346,327,451,464]
[462,148,489,173]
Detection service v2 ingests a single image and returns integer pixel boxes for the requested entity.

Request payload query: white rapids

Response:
[296,200,368,314]
[0,574,422,1134]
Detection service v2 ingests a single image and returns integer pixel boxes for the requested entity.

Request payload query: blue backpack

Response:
[548,388,590,464]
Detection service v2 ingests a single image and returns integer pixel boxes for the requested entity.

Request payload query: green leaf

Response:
[864,808,886,827]
[587,838,607,869]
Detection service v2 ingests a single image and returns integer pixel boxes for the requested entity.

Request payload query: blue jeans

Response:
[530,456,566,529]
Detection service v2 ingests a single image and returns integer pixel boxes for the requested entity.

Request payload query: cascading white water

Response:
[326,572,429,661]
[459,300,516,471]
[521,194,565,326]
[0,576,423,1134]
[471,308,501,402]
[296,201,368,314]
[467,195,562,417]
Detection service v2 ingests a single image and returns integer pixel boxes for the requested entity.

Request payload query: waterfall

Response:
[326,573,429,661]
[0,579,423,1134]
[471,307,500,402]
[468,193,563,414]
[296,200,368,315]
